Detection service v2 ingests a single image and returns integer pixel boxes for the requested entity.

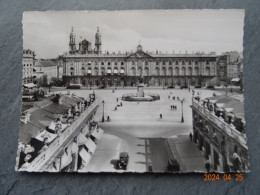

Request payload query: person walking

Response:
[160,114,162,119]
[189,132,193,141]
[116,98,119,102]
[171,105,173,110]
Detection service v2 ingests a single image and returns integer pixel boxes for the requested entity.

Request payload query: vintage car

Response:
[116,152,129,170]
[167,158,180,172]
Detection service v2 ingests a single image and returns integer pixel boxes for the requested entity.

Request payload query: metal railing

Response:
[192,100,247,148]
[20,100,98,172]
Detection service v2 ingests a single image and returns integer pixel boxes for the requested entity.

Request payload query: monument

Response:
[122,75,160,102]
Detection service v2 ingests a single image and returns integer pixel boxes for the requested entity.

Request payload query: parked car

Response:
[66,84,81,89]
[116,152,129,170]
[98,85,106,89]
[167,158,180,172]
[194,85,202,88]
[206,85,215,89]
[180,85,188,89]
[167,85,175,89]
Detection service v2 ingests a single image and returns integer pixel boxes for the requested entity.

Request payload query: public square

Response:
[71,87,224,172]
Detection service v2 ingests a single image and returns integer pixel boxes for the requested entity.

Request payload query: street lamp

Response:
[102,100,105,122]
[181,100,184,123]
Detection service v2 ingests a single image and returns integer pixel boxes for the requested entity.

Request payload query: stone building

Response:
[34,59,58,84]
[191,95,248,172]
[62,27,218,87]
[22,49,36,84]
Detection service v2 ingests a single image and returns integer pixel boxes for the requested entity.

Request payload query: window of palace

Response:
[169,61,172,65]
[156,61,159,65]
[181,67,186,75]
[182,60,185,65]
[132,61,135,65]
[95,61,98,65]
[162,67,166,76]
[188,67,192,75]
[155,67,159,76]
[168,67,173,75]
[121,62,124,65]
[188,60,192,65]
[144,67,149,76]
[176,61,179,65]
[175,67,179,75]
[145,61,148,65]
[206,60,210,65]
[108,62,111,65]
[101,62,104,65]
[115,62,117,65]
[195,60,198,65]
[162,61,165,65]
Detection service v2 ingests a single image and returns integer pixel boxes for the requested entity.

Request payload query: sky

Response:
[23,10,244,59]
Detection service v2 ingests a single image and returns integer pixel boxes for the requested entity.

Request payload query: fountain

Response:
[122,75,160,102]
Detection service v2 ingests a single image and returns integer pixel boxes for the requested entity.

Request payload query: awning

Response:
[231,78,240,82]
[78,133,88,145]
[60,150,72,170]
[91,128,104,140]
[84,139,97,153]
[87,69,92,73]
[114,69,118,74]
[79,148,91,165]
[23,83,36,89]
[120,69,125,73]
[71,142,78,154]
[107,69,112,73]
[34,130,57,144]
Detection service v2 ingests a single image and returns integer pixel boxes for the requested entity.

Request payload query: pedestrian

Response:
[168,95,170,99]
[189,132,193,141]
[175,105,177,110]
[116,98,119,102]
[107,115,110,122]
[205,159,210,173]
[173,96,175,100]
[171,105,172,110]
[120,102,123,106]
[160,114,162,119]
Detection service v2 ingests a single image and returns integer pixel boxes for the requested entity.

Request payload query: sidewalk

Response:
[167,135,206,173]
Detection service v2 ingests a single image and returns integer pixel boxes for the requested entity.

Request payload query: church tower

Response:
[69,27,76,54]
[95,27,102,54]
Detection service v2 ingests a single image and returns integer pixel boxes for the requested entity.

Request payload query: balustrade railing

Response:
[192,100,247,148]
[21,100,98,172]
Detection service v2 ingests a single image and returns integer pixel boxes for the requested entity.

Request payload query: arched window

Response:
[205,67,210,76]
[100,67,105,75]
[161,67,166,76]
[176,61,179,65]
[189,60,192,65]
[194,67,199,76]
[121,62,124,65]
[113,67,118,74]
[175,67,179,75]
[162,61,165,65]
[115,62,117,65]
[131,67,136,76]
[169,61,172,65]
[168,67,173,75]
[144,67,149,76]
[181,67,186,75]
[195,60,198,65]
[108,62,111,65]
[101,62,104,65]
[94,67,98,76]
[145,61,148,65]
[156,61,159,65]
[137,67,142,76]
[188,67,192,76]
[155,67,159,76]
[132,61,135,65]
[206,60,210,65]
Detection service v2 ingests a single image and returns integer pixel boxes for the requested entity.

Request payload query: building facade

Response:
[191,95,248,172]
[34,59,58,84]
[62,27,218,87]
[22,49,36,84]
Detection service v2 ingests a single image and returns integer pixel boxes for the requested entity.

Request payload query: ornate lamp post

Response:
[102,100,105,122]
[181,100,184,123]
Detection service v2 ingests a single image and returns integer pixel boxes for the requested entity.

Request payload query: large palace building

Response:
[62,27,218,87]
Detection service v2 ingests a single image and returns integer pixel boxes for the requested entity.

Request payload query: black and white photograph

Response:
[16,10,249,173]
